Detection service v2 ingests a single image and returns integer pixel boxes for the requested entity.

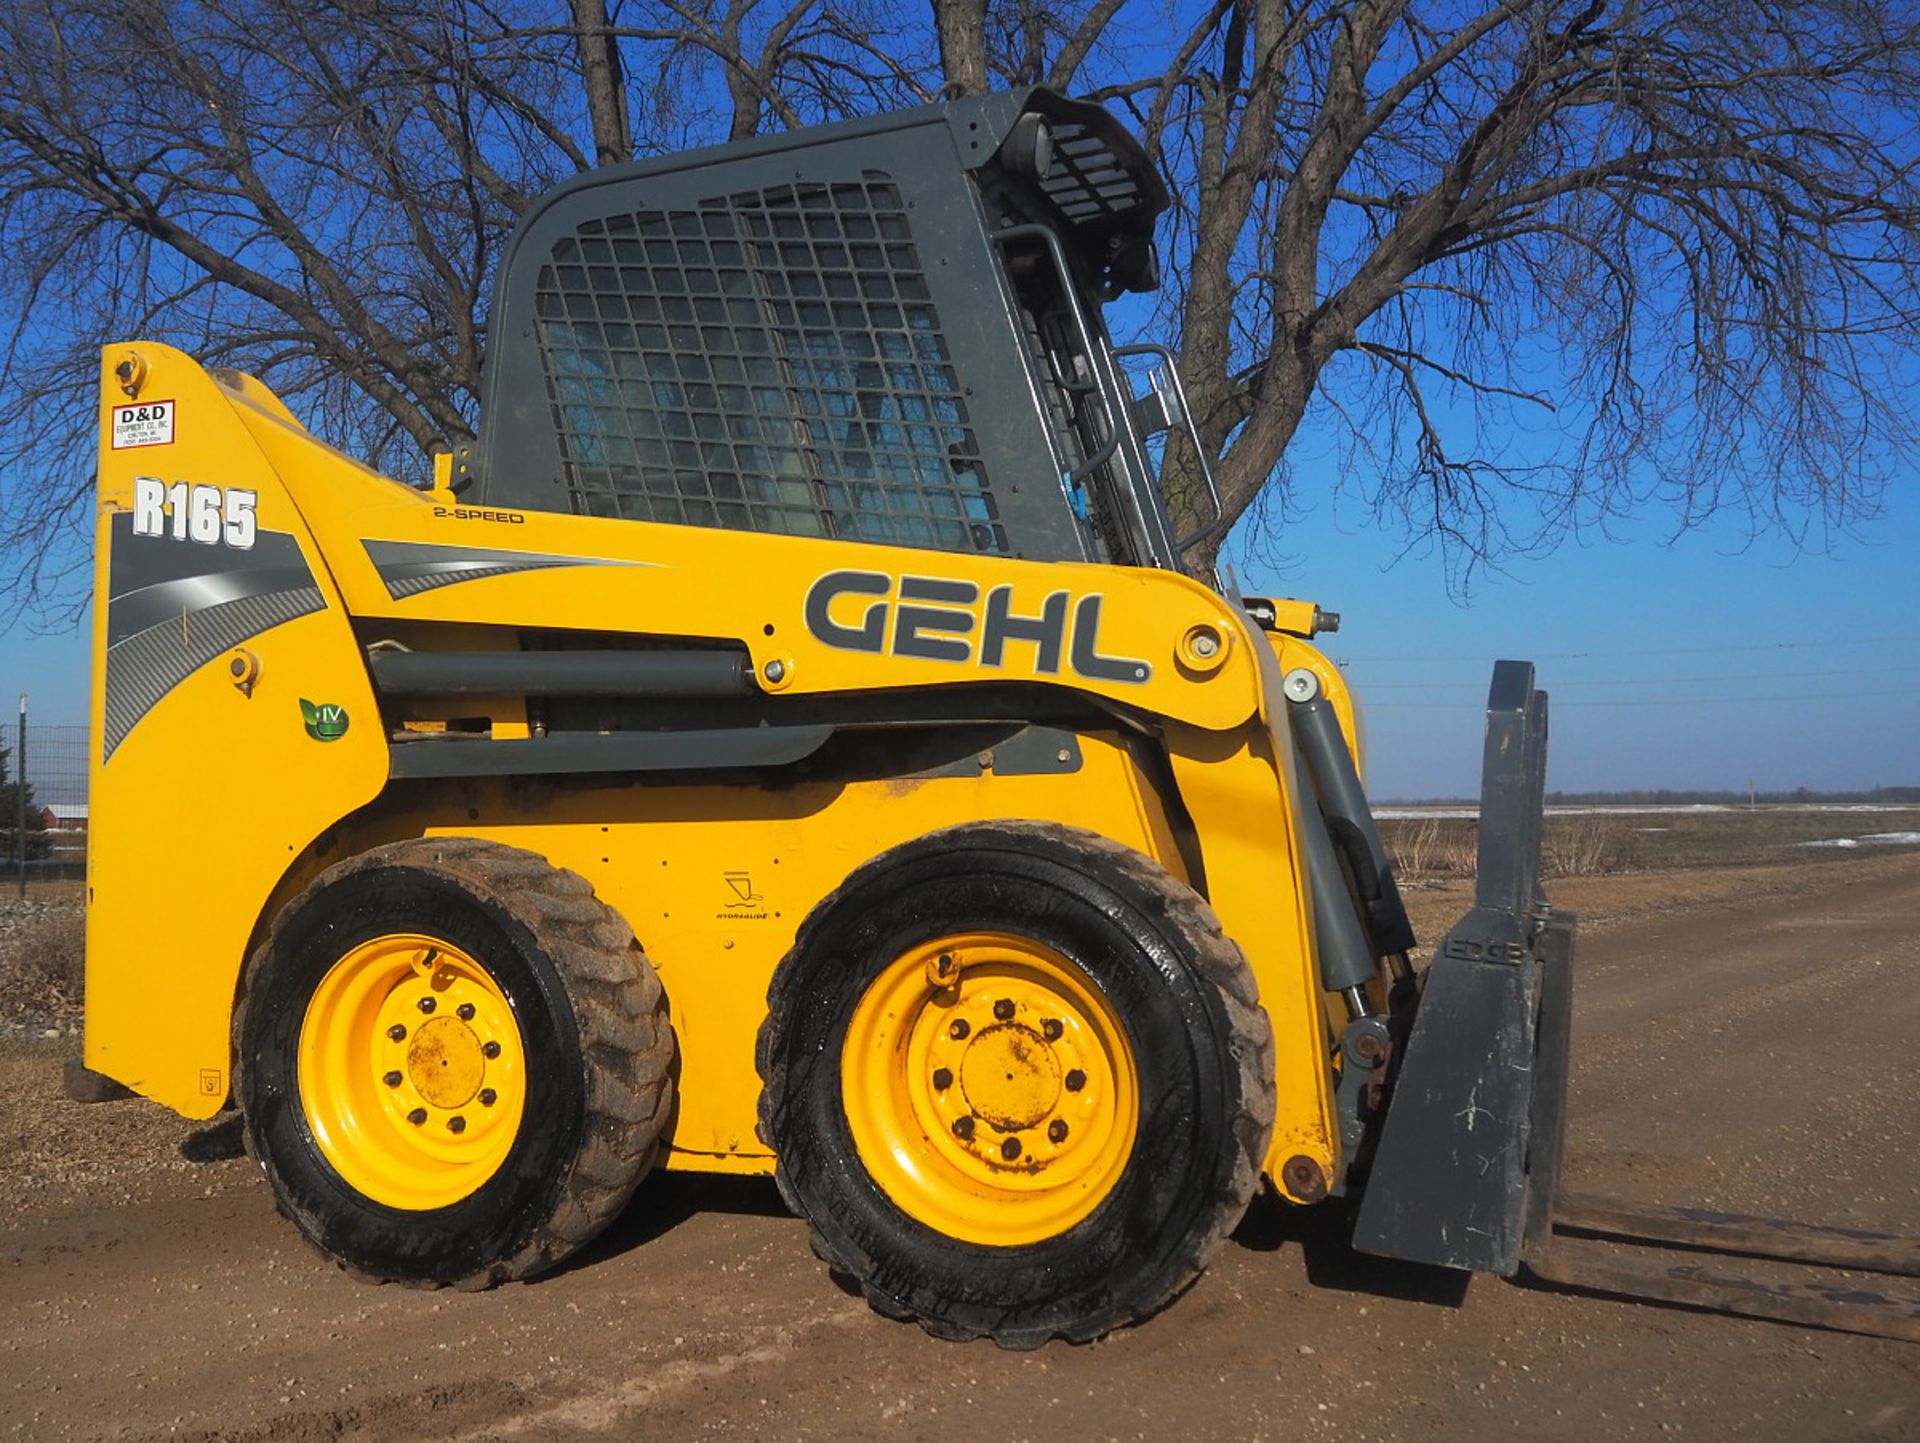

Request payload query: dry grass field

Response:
[0,881,84,1032]
[4,811,1916,1034]
[1381,805,1920,883]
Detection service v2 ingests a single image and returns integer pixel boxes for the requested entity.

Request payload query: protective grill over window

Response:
[532,172,1006,555]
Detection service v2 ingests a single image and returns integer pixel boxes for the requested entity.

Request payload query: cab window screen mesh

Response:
[532,171,1006,554]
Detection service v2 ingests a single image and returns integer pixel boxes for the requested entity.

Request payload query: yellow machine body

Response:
[79,83,1858,1346]
[85,344,1367,1198]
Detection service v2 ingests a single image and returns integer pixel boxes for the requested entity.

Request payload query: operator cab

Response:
[472,89,1222,571]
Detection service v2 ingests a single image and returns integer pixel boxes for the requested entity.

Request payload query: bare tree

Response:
[0,0,587,610]
[1093,0,1920,577]
[1,0,1915,620]
[572,0,634,164]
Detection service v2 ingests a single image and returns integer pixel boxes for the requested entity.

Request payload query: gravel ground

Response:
[1,853,1916,1441]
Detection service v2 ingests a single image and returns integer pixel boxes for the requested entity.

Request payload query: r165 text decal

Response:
[131,477,258,550]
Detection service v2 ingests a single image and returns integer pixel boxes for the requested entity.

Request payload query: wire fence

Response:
[7,723,89,881]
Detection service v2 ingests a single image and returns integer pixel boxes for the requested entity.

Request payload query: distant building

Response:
[40,803,88,830]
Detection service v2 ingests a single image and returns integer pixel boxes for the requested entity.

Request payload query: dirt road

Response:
[4,855,1916,1442]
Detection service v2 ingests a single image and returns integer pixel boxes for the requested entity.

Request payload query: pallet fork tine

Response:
[1338,663,1920,1345]
[1522,1206,1920,1345]
[1548,1192,1920,1279]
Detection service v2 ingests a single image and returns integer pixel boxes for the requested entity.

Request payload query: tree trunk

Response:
[931,0,989,97]
[570,0,631,167]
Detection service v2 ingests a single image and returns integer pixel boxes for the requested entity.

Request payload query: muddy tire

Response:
[756,821,1274,1347]
[236,837,673,1287]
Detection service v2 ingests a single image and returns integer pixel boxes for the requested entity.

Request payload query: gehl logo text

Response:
[804,570,1151,684]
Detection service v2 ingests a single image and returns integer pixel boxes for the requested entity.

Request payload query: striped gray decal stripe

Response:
[103,514,328,762]
[103,587,326,761]
[106,524,312,645]
[362,539,650,599]
[107,563,318,646]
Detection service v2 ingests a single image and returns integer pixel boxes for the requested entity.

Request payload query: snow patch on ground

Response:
[1374,804,1920,821]
[1799,832,1920,849]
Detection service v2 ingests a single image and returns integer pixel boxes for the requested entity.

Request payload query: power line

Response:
[1364,687,1920,710]
[1337,634,1920,665]
[1353,665,1920,692]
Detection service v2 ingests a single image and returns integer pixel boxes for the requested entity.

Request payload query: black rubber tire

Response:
[236,837,673,1288]
[756,820,1275,1347]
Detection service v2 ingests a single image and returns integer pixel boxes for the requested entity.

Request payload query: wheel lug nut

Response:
[931,1068,953,1090]
[407,1107,427,1126]
[417,996,436,1014]
[479,1089,497,1107]
[948,1019,969,1040]
[993,998,1015,1021]
[388,1024,408,1041]
[482,1041,501,1059]
[951,1116,975,1140]
[1048,1119,1069,1143]
[1041,1018,1064,1041]
[457,1003,476,1021]
[447,1116,466,1135]
[1001,1137,1021,1161]
[1065,1069,1086,1092]
[383,1071,403,1087]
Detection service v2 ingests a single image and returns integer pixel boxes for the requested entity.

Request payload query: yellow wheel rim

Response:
[296,934,527,1211]
[841,931,1139,1247]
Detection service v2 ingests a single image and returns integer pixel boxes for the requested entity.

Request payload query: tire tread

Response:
[235,837,674,1289]
[756,820,1276,1347]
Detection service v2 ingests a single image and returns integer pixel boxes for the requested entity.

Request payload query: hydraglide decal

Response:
[803,569,1151,684]
[101,511,324,761]
[363,539,652,600]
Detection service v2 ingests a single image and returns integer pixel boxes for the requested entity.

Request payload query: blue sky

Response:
[14,471,1913,801]
[6,21,1913,804]
[1227,478,1920,798]
[4,619,88,733]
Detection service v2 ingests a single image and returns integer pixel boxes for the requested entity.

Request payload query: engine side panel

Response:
[87,348,388,1117]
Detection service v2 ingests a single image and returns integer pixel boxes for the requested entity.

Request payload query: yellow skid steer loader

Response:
[77,89,1920,1346]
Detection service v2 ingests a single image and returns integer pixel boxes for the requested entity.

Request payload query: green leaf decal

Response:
[300,698,349,742]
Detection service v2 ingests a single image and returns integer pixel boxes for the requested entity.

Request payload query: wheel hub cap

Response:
[958,1023,1060,1132]
[296,934,527,1211]
[840,931,1140,1247]
[406,1016,486,1109]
